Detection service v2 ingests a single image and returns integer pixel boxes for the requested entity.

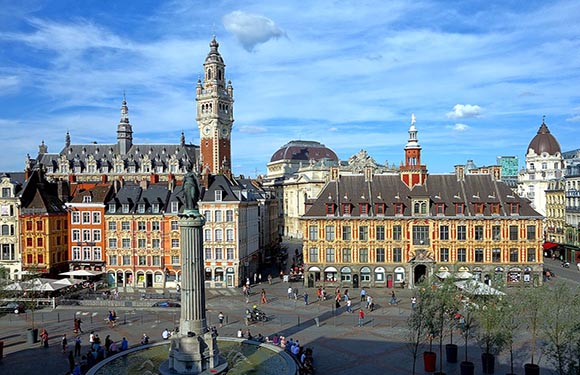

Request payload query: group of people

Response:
[61,329,129,375]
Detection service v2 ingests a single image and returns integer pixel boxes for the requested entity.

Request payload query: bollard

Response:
[226,315,229,325]
[297,316,300,327]
[314,317,320,327]
[90,315,93,324]
[57,313,60,323]
[124,313,127,325]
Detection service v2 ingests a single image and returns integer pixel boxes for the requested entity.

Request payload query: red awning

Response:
[543,242,559,250]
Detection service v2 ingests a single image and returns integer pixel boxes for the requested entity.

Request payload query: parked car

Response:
[0,301,26,314]
[152,301,181,308]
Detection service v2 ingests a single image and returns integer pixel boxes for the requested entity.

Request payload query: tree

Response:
[541,281,580,375]
[520,283,547,368]
[432,277,460,374]
[474,294,509,373]
[407,282,437,374]
[501,289,524,375]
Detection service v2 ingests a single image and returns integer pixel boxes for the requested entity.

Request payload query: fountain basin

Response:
[87,338,298,375]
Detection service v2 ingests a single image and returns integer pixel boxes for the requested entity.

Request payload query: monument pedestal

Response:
[160,213,227,375]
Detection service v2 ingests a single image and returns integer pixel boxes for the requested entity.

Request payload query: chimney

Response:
[364,166,373,182]
[57,179,70,202]
[454,165,465,181]
[150,173,159,184]
[101,174,108,183]
[69,174,76,183]
[330,167,339,181]
[25,167,31,181]
[139,178,149,190]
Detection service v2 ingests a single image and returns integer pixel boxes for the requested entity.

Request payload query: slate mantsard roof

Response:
[304,173,543,218]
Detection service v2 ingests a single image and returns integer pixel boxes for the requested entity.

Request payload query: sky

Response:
[1,0,579,177]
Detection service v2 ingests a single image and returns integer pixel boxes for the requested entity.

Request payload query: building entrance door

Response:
[146,273,153,288]
[227,274,234,287]
[353,274,359,288]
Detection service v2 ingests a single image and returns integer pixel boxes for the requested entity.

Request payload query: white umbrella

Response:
[4,281,26,291]
[455,271,473,279]
[436,271,452,279]
[60,270,104,277]
[455,280,506,296]
[53,278,82,286]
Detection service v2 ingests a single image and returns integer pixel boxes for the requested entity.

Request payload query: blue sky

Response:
[1,0,579,177]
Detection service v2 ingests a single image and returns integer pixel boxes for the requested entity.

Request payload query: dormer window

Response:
[215,190,223,202]
[509,203,520,215]
[152,203,160,213]
[122,204,130,213]
[359,203,369,216]
[342,203,352,216]
[108,203,116,213]
[325,203,336,216]
[455,203,465,215]
[436,203,445,215]
[375,203,386,216]
[473,203,485,215]
[137,204,145,213]
[83,196,92,203]
[412,199,428,215]
[394,203,404,215]
[490,203,500,215]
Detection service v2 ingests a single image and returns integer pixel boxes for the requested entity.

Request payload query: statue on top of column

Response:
[182,166,201,216]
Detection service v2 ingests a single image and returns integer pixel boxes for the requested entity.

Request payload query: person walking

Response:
[260,289,268,304]
[390,290,398,305]
[358,309,365,327]
[411,296,417,310]
[218,312,225,328]
[360,287,366,302]
[40,329,49,348]
[303,291,309,305]
[346,299,352,313]
[74,335,82,357]
[287,286,293,299]
[267,274,272,285]
[62,334,68,353]
[68,350,75,372]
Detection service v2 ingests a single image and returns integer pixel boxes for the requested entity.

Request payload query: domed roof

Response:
[270,140,338,163]
[527,119,561,155]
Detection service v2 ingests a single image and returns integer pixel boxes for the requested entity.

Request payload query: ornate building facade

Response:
[302,116,544,289]
[26,97,199,183]
[0,173,25,280]
[517,118,564,216]
[265,141,397,239]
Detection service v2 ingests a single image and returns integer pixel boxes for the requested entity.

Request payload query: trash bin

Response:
[26,328,38,344]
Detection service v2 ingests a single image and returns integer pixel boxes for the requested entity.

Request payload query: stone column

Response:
[179,215,207,335]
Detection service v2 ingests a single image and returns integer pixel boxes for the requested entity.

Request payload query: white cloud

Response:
[446,104,482,119]
[238,125,267,134]
[223,11,286,52]
[566,115,580,122]
[328,127,338,132]
[453,123,469,131]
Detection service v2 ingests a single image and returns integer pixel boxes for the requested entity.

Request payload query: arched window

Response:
[207,69,212,80]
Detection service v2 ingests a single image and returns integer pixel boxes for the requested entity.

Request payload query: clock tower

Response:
[196,36,234,175]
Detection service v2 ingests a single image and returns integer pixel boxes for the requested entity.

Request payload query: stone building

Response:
[301,116,544,289]
[0,173,25,280]
[25,97,199,183]
[517,118,564,216]
[265,141,396,240]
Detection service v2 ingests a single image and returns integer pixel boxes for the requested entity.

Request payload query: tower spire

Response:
[400,114,427,188]
[117,94,133,155]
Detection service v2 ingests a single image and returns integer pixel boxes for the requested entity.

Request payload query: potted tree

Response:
[415,281,438,373]
[540,281,580,375]
[474,296,509,374]
[431,277,459,375]
[406,284,431,375]
[520,284,546,375]
[460,302,477,375]
[501,290,523,375]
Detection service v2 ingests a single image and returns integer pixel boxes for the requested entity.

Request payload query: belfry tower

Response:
[196,36,234,175]
[400,114,428,188]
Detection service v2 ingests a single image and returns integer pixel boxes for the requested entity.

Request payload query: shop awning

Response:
[543,242,559,250]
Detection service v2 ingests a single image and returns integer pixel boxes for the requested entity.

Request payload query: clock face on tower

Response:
[203,126,211,136]
[220,126,229,137]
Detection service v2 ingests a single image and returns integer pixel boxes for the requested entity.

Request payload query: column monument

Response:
[160,170,227,374]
